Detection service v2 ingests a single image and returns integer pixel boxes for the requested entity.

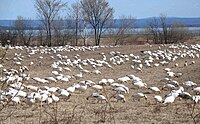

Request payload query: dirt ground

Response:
[0,41,200,124]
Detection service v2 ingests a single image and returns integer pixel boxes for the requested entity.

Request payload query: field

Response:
[0,41,200,124]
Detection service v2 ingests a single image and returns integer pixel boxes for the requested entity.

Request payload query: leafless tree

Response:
[80,21,90,46]
[145,17,160,44]
[53,17,64,46]
[0,30,17,47]
[15,16,33,46]
[15,16,25,45]
[169,22,191,43]
[64,19,77,46]
[35,0,67,46]
[159,14,168,44]
[146,15,191,44]
[0,30,9,47]
[80,0,114,46]
[0,28,3,45]
[108,15,135,45]
[70,1,82,46]
[52,17,75,46]
[36,28,45,46]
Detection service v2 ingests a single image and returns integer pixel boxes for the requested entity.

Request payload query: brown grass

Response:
[1,40,200,124]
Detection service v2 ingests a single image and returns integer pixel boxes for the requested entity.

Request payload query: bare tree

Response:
[0,29,17,47]
[70,1,82,46]
[0,30,9,47]
[35,0,67,46]
[80,0,114,46]
[146,15,191,44]
[53,17,64,46]
[15,16,34,46]
[159,14,168,44]
[37,28,45,46]
[15,16,25,45]
[145,17,160,44]
[65,19,78,46]
[169,22,191,43]
[0,28,4,45]
[52,17,75,46]
[108,15,135,45]
[80,21,90,46]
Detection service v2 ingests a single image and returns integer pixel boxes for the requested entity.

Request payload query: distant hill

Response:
[135,17,200,28]
[0,17,200,30]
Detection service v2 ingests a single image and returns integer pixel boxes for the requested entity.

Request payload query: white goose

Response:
[113,94,126,102]
[51,94,59,102]
[154,95,163,103]
[133,81,147,88]
[59,89,71,98]
[133,93,147,101]
[92,85,103,91]
[87,93,108,103]
[193,87,200,94]
[162,91,179,104]
[11,96,21,104]
[149,86,161,93]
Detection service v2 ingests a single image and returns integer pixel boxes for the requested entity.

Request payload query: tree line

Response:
[0,0,192,47]
[145,14,191,44]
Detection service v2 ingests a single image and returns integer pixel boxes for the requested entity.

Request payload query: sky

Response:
[0,0,200,20]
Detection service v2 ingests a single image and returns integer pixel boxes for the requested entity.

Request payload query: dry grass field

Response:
[0,41,200,124]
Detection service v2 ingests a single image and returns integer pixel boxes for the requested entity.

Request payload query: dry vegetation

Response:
[0,39,200,124]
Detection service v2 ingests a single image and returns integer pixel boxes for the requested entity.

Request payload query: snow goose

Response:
[112,86,127,94]
[73,72,83,79]
[154,95,163,103]
[51,94,59,102]
[86,93,108,103]
[117,76,131,83]
[193,87,200,94]
[58,89,71,100]
[26,93,36,106]
[11,96,21,104]
[45,77,57,83]
[162,84,176,90]
[133,93,147,101]
[67,84,76,93]
[178,92,192,100]
[166,71,175,78]
[32,77,49,84]
[113,94,126,102]
[162,92,178,104]
[168,80,179,86]
[107,79,115,84]
[164,68,171,72]
[133,81,147,88]
[48,87,59,93]
[149,86,161,94]
[183,81,197,89]
[92,85,103,91]
[92,70,101,75]
[192,95,200,103]
[76,82,87,92]
[99,79,108,85]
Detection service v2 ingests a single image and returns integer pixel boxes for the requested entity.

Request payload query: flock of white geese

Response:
[0,43,200,108]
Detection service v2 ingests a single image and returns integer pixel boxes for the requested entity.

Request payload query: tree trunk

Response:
[94,28,98,46]
[75,20,78,46]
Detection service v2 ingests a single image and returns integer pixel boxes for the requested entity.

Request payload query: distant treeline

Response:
[1,17,200,30]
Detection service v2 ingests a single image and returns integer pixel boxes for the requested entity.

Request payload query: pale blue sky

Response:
[0,0,200,20]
